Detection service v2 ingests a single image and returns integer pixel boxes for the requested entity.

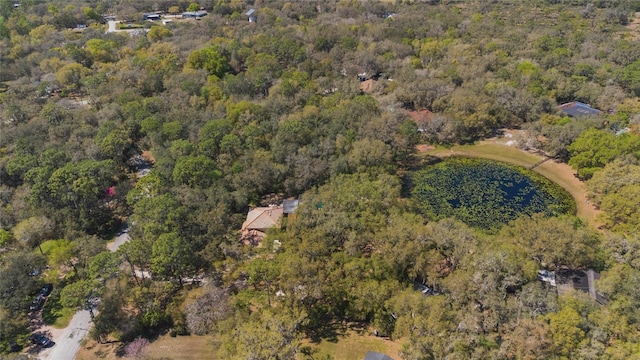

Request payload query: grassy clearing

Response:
[77,328,402,360]
[301,323,403,360]
[421,142,602,229]
[424,143,542,168]
[301,332,403,360]
[145,335,221,359]
[117,23,145,29]
[42,304,75,328]
[77,334,221,360]
[76,341,119,360]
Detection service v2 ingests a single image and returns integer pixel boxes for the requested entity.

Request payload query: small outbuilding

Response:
[407,109,433,132]
[282,199,300,214]
[143,13,161,21]
[559,101,602,117]
[246,8,256,22]
[556,268,608,305]
[182,11,207,19]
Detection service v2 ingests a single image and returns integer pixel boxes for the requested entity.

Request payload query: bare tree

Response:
[124,337,149,359]
[184,286,230,335]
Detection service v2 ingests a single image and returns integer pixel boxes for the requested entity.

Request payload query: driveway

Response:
[38,225,131,360]
[107,225,130,252]
[107,20,117,33]
[37,310,91,360]
[106,20,150,35]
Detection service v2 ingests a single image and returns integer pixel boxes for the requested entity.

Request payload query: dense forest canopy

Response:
[1,0,640,359]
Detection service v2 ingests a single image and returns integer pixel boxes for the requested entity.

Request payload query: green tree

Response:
[4,153,37,184]
[499,214,600,269]
[55,62,87,90]
[12,216,54,254]
[568,128,640,179]
[248,258,280,307]
[147,26,172,42]
[60,279,99,309]
[0,229,13,247]
[185,46,230,79]
[172,155,221,188]
[225,309,307,360]
[87,251,121,281]
[599,185,640,233]
[44,239,76,273]
[91,278,129,343]
[0,16,9,40]
[150,232,195,285]
[545,301,589,358]
[186,3,200,12]
[585,155,640,206]
[387,293,454,358]
[128,194,186,239]
[0,307,30,353]
[85,38,120,63]
[46,160,117,233]
[0,251,47,312]
[0,0,13,21]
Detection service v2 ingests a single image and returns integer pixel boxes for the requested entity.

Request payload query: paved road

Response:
[106,20,149,35]
[38,311,91,360]
[107,225,130,252]
[107,20,117,33]
[38,226,130,360]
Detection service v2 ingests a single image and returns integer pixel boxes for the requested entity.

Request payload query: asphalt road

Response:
[107,20,117,33]
[107,225,130,252]
[37,310,91,360]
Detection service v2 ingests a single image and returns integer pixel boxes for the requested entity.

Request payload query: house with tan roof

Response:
[406,109,432,132]
[241,205,284,245]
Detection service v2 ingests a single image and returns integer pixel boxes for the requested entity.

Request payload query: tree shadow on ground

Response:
[40,297,63,326]
[305,321,348,344]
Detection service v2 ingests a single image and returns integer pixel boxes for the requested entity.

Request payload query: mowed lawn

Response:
[422,142,602,229]
[77,329,402,360]
[301,330,404,360]
[77,335,220,360]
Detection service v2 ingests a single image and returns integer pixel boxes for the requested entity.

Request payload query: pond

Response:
[411,157,576,230]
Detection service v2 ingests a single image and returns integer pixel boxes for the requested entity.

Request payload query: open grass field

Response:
[301,330,403,360]
[76,326,403,360]
[422,139,602,229]
[77,334,221,360]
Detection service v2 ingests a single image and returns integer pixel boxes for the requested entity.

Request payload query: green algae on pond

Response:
[412,157,576,231]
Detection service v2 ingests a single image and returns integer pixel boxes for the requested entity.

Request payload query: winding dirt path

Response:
[421,135,602,229]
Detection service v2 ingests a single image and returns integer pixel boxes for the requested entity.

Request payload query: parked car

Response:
[9,342,21,353]
[29,333,53,347]
[29,295,45,311]
[40,284,53,297]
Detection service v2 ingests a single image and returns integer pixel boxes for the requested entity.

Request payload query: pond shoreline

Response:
[412,157,575,231]
[421,140,602,230]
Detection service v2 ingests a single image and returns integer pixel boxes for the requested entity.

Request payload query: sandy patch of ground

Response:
[415,144,435,152]
[142,150,155,163]
[627,12,640,39]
